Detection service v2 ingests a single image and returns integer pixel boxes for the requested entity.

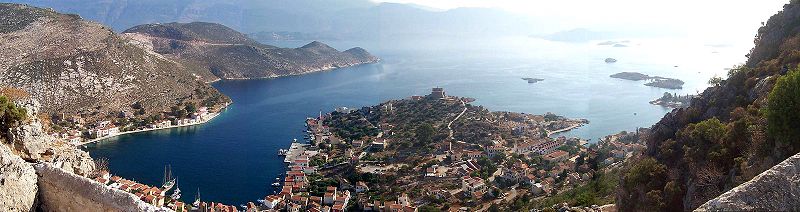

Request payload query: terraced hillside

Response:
[122,22,379,80]
[0,3,229,123]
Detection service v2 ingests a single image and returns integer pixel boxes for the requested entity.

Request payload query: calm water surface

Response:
[86,37,747,205]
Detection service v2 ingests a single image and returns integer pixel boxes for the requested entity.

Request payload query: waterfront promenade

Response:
[79,110,225,146]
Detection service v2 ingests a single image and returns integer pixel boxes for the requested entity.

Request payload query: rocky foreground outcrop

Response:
[696,152,800,211]
[6,98,94,176]
[35,163,163,212]
[123,22,379,80]
[0,144,37,211]
[0,97,150,211]
[0,96,163,211]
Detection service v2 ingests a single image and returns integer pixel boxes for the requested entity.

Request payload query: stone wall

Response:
[34,163,165,212]
[696,153,800,211]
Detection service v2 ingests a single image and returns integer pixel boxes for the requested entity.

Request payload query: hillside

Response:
[617,2,800,211]
[122,22,379,80]
[0,3,229,124]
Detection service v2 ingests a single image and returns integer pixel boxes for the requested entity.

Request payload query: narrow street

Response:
[447,98,468,139]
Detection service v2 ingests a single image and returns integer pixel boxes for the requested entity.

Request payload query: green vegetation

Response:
[767,68,800,148]
[708,75,724,86]
[419,205,442,212]
[0,95,27,139]
[620,157,668,211]
[473,157,498,180]
[325,111,381,141]
[415,123,435,145]
[506,169,620,211]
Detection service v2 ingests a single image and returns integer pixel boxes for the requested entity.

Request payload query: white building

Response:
[461,176,486,197]
[264,195,282,209]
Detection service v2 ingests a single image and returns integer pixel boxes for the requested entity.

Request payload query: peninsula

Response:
[259,88,650,212]
[123,22,379,81]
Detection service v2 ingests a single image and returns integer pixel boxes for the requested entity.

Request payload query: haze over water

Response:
[86,37,748,205]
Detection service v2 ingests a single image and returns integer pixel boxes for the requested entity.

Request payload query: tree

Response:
[708,76,723,86]
[184,102,197,114]
[488,204,500,212]
[767,68,800,148]
[419,205,441,212]
[92,157,110,177]
[0,95,27,138]
[415,123,435,145]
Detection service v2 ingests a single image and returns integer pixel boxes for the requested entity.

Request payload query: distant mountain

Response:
[533,28,622,43]
[0,3,228,121]
[122,22,379,80]
[7,0,541,40]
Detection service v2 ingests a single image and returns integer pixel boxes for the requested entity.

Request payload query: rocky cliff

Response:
[0,144,37,211]
[0,3,228,123]
[617,2,800,211]
[7,98,95,175]
[122,22,379,80]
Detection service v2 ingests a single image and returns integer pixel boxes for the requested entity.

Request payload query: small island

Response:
[650,92,694,108]
[597,40,630,46]
[522,77,545,84]
[610,72,685,89]
[605,58,618,63]
[609,72,651,81]
[644,78,685,89]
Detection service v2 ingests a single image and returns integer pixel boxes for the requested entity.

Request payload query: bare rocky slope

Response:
[0,3,228,123]
[122,22,379,81]
[617,2,800,211]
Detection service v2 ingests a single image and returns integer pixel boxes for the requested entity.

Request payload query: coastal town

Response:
[46,102,229,146]
[253,88,646,211]
[70,87,651,211]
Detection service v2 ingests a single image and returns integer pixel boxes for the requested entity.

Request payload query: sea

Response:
[84,36,750,205]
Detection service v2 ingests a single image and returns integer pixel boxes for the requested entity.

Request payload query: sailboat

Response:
[162,165,176,191]
[170,177,182,200]
[192,188,201,207]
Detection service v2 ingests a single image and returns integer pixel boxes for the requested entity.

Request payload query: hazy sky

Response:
[374,0,788,44]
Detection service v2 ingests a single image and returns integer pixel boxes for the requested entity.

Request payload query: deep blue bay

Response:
[85,37,748,205]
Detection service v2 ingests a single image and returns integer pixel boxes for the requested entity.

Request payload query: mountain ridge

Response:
[122,22,379,81]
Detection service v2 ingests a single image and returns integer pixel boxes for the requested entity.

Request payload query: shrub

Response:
[767,68,800,148]
[0,95,27,139]
[623,157,666,191]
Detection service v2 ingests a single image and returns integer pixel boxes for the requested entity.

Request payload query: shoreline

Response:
[547,122,586,137]
[218,60,380,81]
[78,103,230,146]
